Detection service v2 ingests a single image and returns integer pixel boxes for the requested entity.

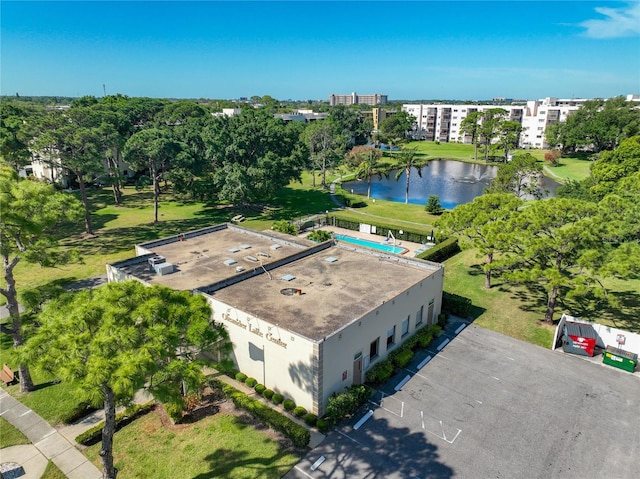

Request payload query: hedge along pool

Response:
[334,234,408,254]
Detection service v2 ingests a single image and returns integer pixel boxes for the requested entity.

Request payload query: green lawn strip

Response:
[84,411,300,479]
[443,248,555,348]
[2,371,87,425]
[0,416,30,447]
[42,462,67,479]
[544,157,593,183]
[0,418,66,479]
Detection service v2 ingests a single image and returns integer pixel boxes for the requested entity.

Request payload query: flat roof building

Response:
[330,92,388,106]
[107,224,444,415]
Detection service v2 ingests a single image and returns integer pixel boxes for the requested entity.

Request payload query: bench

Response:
[231,215,245,223]
[1,364,15,385]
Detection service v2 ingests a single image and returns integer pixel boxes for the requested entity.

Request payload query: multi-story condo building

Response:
[330,92,388,106]
[402,97,596,148]
[403,96,640,148]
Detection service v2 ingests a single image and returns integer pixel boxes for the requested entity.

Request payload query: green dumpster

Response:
[602,346,638,373]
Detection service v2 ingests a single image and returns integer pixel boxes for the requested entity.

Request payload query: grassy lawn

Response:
[0,417,66,479]
[543,156,593,182]
[84,410,300,479]
[0,416,30,447]
[405,140,549,163]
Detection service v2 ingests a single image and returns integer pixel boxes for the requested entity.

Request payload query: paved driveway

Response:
[286,324,640,479]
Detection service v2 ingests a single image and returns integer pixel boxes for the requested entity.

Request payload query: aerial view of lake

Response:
[342,160,559,209]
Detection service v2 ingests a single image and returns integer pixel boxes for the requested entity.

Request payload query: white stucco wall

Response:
[204,296,318,413]
[320,268,443,413]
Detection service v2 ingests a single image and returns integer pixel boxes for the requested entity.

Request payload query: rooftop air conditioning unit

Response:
[154,262,174,275]
[149,256,166,267]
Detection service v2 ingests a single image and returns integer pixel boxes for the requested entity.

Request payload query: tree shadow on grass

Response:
[559,289,640,333]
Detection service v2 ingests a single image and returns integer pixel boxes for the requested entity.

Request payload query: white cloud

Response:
[579,2,640,38]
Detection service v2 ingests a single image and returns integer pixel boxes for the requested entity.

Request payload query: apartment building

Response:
[330,92,388,106]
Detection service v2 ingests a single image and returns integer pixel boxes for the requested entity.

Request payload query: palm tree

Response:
[347,146,382,199]
[394,147,424,204]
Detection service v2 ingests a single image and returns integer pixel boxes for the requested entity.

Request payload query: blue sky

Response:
[2,1,639,100]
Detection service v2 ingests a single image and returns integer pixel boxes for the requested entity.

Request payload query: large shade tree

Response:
[487,153,544,199]
[479,108,507,162]
[22,281,231,479]
[302,120,342,188]
[436,193,522,289]
[124,128,186,223]
[34,101,109,235]
[497,197,640,324]
[545,96,640,153]
[459,111,482,161]
[0,101,42,171]
[0,167,83,391]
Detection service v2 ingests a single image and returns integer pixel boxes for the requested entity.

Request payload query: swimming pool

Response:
[334,234,408,254]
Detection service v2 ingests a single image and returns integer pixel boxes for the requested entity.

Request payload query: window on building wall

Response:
[386,325,396,349]
[370,337,379,359]
[401,316,410,337]
[416,305,424,326]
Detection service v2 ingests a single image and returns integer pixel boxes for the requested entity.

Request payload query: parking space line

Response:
[294,465,315,479]
[337,430,369,450]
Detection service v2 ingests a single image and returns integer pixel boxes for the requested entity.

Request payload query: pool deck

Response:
[301,226,426,257]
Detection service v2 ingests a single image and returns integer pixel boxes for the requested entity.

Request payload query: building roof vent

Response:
[281,274,296,281]
[223,259,237,266]
[241,244,251,249]
[325,257,338,263]
[271,244,282,250]
[228,247,240,253]
[149,256,166,266]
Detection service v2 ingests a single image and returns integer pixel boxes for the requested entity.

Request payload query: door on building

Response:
[353,353,363,385]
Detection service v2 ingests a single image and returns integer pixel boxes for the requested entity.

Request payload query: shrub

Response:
[210,378,309,448]
[235,372,247,383]
[404,334,420,352]
[316,418,329,433]
[414,326,434,349]
[390,346,414,369]
[437,313,447,328]
[425,195,443,214]
[76,402,155,446]
[245,377,257,388]
[263,389,274,400]
[544,149,561,166]
[283,399,296,411]
[293,406,307,417]
[271,393,284,405]
[254,384,266,394]
[442,290,472,317]
[60,402,98,425]
[416,237,460,263]
[272,220,297,236]
[307,230,332,242]
[365,359,394,384]
[325,385,372,424]
[304,413,318,426]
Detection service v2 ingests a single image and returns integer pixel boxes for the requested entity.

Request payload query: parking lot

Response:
[286,323,640,479]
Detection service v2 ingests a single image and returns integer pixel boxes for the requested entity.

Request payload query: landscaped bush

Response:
[437,313,447,328]
[272,220,297,236]
[76,402,155,446]
[316,418,329,433]
[235,372,247,383]
[283,399,296,411]
[303,413,317,427]
[263,389,274,400]
[390,346,414,369]
[293,406,307,417]
[325,384,372,424]
[416,237,460,263]
[365,359,394,384]
[245,377,257,388]
[307,230,332,242]
[210,378,310,448]
[60,402,99,425]
[271,393,284,405]
[254,384,266,394]
[442,290,473,318]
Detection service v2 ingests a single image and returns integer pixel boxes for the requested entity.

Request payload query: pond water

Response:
[342,160,559,209]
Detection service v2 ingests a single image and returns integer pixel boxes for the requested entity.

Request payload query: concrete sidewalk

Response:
[0,389,101,479]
